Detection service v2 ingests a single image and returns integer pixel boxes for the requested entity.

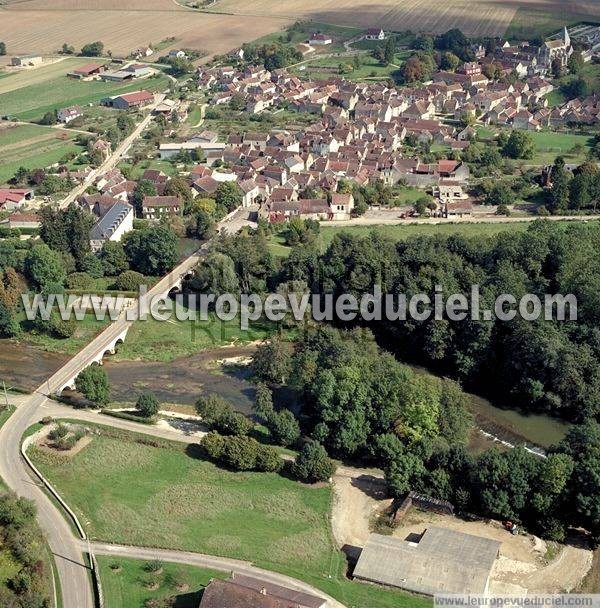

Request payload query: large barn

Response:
[353,527,500,596]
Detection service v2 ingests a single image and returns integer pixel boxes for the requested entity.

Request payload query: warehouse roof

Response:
[353,527,500,596]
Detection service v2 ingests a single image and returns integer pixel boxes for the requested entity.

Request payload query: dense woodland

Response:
[210,220,600,422]
[190,220,600,541]
[0,492,52,607]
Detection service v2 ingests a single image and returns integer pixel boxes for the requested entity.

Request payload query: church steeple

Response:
[564,26,571,48]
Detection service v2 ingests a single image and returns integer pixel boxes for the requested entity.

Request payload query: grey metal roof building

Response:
[353,527,500,596]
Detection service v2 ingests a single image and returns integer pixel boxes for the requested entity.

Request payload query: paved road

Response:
[58,94,166,209]
[81,541,344,608]
[0,205,270,608]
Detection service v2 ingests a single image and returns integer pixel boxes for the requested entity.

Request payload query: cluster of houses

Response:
[199,48,599,131]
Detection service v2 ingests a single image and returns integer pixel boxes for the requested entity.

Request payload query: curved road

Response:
[0,205,343,607]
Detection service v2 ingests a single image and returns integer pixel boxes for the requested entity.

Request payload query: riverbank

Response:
[0,340,570,452]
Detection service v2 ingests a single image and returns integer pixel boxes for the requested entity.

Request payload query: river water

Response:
[0,340,570,450]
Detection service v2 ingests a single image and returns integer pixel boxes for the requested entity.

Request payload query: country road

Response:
[80,541,344,608]
[0,203,338,608]
[58,92,166,209]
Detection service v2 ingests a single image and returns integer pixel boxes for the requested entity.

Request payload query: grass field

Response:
[98,556,225,608]
[528,130,594,165]
[0,60,170,121]
[0,123,86,185]
[19,312,109,355]
[29,425,429,608]
[112,310,282,362]
[295,50,410,82]
[267,221,549,258]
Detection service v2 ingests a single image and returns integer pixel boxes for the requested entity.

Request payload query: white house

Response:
[365,28,386,41]
[330,193,354,220]
[169,49,186,59]
[57,105,83,124]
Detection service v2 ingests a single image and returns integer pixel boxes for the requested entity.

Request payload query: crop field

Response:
[0,1,291,57]
[206,0,599,37]
[0,123,87,184]
[0,61,171,121]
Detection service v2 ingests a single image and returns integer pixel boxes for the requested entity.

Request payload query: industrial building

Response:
[353,527,500,596]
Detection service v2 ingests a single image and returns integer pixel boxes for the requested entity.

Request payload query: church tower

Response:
[564,26,571,49]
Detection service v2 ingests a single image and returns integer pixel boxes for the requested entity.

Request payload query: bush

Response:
[66,272,95,290]
[196,394,252,436]
[200,432,282,472]
[292,441,336,483]
[136,392,160,417]
[100,409,156,424]
[114,270,146,292]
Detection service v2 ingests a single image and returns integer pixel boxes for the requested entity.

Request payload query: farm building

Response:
[0,188,34,211]
[67,63,106,79]
[309,33,332,46]
[0,213,41,230]
[354,527,500,596]
[199,573,326,608]
[102,90,154,110]
[11,55,43,67]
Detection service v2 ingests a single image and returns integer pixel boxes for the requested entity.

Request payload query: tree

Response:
[61,43,75,55]
[24,244,65,289]
[268,409,301,447]
[383,36,396,66]
[292,441,336,483]
[80,41,104,56]
[398,56,425,84]
[385,453,427,498]
[0,42,6,56]
[37,174,70,195]
[131,179,157,217]
[136,392,160,417]
[40,203,93,269]
[496,203,511,216]
[251,338,294,384]
[100,241,129,276]
[485,182,513,206]
[39,110,58,126]
[164,177,193,211]
[567,51,584,75]
[215,182,243,213]
[193,209,215,239]
[114,270,146,291]
[548,156,570,214]
[80,252,104,279]
[551,57,564,79]
[502,130,534,160]
[254,383,274,419]
[124,225,179,275]
[191,252,238,295]
[440,51,460,72]
[196,394,252,436]
[75,364,110,406]
[0,301,19,338]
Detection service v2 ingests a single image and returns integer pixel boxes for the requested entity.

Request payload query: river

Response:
[0,340,570,450]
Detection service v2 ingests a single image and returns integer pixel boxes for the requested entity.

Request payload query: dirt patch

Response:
[392,510,592,593]
[36,428,93,457]
[331,471,390,548]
